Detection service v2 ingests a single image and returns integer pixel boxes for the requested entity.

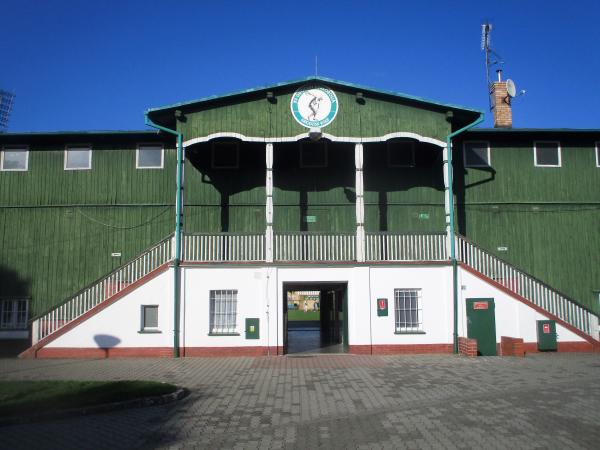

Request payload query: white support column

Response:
[442,144,452,259]
[265,143,274,263]
[355,143,365,262]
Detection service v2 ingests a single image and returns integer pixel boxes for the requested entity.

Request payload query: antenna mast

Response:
[481,22,503,111]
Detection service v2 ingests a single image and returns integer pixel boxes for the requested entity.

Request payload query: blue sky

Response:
[2,0,599,131]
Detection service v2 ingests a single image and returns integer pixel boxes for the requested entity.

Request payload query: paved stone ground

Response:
[0,353,599,449]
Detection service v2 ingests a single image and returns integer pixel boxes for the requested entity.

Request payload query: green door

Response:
[466,298,497,356]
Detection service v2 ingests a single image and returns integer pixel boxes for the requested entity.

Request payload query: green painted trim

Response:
[146,75,483,116]
[138,330,162,334]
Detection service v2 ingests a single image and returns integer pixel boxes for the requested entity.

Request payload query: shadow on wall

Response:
[0,265,31,357]
[94,334,122,358]
[186,139,265,232]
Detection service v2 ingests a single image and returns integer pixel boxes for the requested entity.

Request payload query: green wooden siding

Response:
[0,206,174,317]
[0,141,176,317]
[177,87,451,142]
[363,142,445,232]
[272,142,355,232]
[457,134,600,314]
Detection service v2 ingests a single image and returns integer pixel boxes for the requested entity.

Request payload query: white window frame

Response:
[394,288,423,333]
[387,141,416,167]
[0,299,28,330]
[136,144,164,169]
[300,141,328,168]
[534,141,561,167]
[140,304,160,332]
[595,142,600,168]
[1,146,29,171]
[64,144,92,170]
[463,141,491,168]
[209,289,238,335]
[211,141,239,169]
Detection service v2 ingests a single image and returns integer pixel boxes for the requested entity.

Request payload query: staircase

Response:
[24,232,598,352]
[29,234,173,346]
[456,234,599,342]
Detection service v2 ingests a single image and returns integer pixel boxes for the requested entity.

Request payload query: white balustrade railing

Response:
[365,232,447,261]
[274,233,356,262]
[456,235,599,339]
[31,235,173,344]
[183,233,265,262]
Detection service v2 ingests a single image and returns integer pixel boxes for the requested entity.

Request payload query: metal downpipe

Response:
[144,115,183,358]
[447,113,484,354]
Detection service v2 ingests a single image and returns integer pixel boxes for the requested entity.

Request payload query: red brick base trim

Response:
[35,347,173,359]
[349,344,453,355]
[500,336,525,357]
[458,337,477,357]
[521,341,599,353]
[182,346,283,357]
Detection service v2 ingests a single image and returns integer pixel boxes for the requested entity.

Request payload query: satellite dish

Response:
[506,79,516,98]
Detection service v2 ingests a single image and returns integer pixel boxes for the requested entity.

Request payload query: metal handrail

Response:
[456,234,598,337]
[31,234,174,343]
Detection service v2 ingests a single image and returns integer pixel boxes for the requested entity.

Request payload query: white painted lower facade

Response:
[45,263,589,355]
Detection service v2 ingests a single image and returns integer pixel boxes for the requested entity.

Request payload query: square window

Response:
[65,145,92,170]
[137,144,163,169]
[463,141,491,167]
[0,299,28,330]
[209,289,237,334]
[394,289,422,333]
[141,305,159,330]
[1,147,28,171]
[387,141,415,167]
[212,142,239,169]
[534,142,561,167]
[300,141,327,168]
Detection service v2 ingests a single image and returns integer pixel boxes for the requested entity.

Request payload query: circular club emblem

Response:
[290,85,338,128]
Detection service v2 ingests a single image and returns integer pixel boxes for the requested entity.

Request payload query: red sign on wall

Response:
[543,323,550,334]
[473,301,488,310]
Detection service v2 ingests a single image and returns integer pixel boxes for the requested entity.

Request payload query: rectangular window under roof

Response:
[534,141,561,167]
[463,141,490,167]
[1,146,28,171]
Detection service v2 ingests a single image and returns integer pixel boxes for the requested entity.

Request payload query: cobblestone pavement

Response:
[0,353,599,450]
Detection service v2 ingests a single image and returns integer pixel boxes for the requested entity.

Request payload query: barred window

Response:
[209,290,238,334]
[394,289,422,333]
[0,299,28,330]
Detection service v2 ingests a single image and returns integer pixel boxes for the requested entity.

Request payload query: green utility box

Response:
[245,318,259,339]
[537,320,557,351]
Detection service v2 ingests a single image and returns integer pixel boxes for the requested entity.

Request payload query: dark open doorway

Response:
[282,282,348,355]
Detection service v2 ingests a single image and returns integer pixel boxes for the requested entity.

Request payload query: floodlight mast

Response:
[0,90,16,132]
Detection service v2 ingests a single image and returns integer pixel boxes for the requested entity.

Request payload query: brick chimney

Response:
[491,70,512,128]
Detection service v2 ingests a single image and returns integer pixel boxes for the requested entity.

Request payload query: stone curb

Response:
[0,387,190,427]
